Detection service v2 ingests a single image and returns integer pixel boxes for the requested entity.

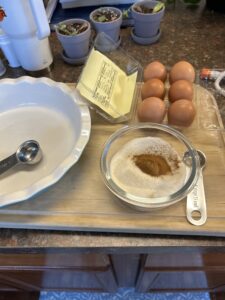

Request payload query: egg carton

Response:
[137,67,225,132]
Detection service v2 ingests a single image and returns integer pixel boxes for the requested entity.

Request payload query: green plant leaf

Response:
[153,2,165,13]
[122,8,130,19]
[98,15,107,22]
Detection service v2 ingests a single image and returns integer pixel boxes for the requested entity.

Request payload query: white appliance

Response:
[60,0,136,9]
[0,0,53,72]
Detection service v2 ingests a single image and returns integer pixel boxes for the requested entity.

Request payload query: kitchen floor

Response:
[40,289,210,299]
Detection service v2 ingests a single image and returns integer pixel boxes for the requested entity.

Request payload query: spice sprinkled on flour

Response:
[133,154,172,176]
[110,137,186,198]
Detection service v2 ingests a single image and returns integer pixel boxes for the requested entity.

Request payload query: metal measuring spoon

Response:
[0,140,42,176]
[186,150,207,226]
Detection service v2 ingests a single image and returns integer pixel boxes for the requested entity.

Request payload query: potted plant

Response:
[131,0,165,43]
[89,7,122,45]
[55,18,91,61]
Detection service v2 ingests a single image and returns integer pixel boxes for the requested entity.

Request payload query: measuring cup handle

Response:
[186,171,207,226]
[0,153,18,175]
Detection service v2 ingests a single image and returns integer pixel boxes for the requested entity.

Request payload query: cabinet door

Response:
[137,270,208,292]
[0,269,116,292]
[0,253,117,292]
[137,270,225,292]
[136,252,225,292]
[0,276,21,291]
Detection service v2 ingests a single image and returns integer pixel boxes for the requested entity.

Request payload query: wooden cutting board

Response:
[1,83,225,237]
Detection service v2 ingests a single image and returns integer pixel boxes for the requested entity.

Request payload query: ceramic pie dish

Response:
[0,76,91,207]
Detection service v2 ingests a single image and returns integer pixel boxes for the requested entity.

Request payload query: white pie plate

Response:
[0,76,91,207]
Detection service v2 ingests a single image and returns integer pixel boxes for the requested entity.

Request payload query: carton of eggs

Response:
[138,60,196,127]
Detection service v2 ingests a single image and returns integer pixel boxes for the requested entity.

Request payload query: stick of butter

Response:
[76,49,138,119]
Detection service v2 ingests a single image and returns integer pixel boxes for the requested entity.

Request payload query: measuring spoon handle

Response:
[186,170,207,226]
[0,153,18,175]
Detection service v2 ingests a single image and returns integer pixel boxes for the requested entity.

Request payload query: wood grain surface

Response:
[1,83,225,237]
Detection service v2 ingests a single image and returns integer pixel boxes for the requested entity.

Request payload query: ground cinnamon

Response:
[133,154,172,177]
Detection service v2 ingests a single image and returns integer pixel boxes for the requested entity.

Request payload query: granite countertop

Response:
[3,1,225,82]
[0,1,225,249]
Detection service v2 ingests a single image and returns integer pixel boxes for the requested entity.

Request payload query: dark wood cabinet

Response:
[0,253,117,293]
[137,270,210,292]
[0,249,225,297]
[135,251,225,294]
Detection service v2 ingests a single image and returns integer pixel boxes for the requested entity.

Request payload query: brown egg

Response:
[169,61,195,84]
[137,97,166,123]
[141,78,165,100]
[168,80,194,103]
[168,99,196,127]
[143,61,167,82]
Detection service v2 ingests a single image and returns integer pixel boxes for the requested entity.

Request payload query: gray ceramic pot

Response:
[55,19,91,59]
[89,7,122,43]
[131,0,165,38]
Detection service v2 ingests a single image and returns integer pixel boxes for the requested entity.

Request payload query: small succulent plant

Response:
[57,22,88,36]
[93,8,120,22]
[134,2,165,13]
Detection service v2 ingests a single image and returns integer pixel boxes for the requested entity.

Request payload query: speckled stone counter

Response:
[0,1,225,249]
[3,1,225,81]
